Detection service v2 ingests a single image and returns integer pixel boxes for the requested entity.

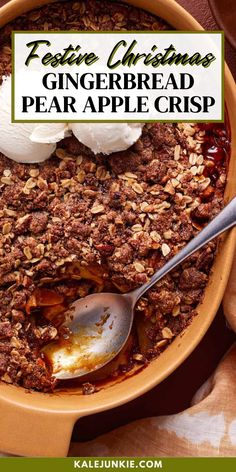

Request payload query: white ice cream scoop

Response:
[30,123,70,144]
[70,122,143,154]
[0,75,68,163]
[0,74,143,162]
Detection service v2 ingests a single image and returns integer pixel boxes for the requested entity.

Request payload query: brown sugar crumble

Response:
[0,0,229,393]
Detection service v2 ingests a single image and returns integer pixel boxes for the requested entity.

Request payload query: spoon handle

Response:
[129,196,236,303]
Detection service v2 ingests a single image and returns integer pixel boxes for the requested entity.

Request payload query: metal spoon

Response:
[44,197,236,380]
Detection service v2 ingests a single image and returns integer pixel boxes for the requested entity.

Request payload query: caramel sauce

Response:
[43,326,115,376]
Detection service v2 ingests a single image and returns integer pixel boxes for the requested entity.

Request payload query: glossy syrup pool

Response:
[201,122,230,185]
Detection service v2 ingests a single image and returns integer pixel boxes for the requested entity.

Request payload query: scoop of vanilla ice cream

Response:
[0,73,143,162]
[0,75,68,163]
[70,122,143,155]
[30,123,70,144]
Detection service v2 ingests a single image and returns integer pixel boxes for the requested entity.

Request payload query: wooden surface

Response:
[0,0,235,444]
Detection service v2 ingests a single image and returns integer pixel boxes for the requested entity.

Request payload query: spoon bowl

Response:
[43,292,133,379]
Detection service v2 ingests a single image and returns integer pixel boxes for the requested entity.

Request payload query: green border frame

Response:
[12,30,224,123]
[1,457,236,472]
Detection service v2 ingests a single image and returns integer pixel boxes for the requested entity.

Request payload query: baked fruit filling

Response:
[0,0,230,393]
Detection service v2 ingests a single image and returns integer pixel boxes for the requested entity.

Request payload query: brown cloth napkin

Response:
[67,252,236,457]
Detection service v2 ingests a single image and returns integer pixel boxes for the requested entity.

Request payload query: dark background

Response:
[0,0,235,443]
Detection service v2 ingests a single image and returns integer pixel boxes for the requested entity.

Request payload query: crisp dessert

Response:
[0,0,230,393]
